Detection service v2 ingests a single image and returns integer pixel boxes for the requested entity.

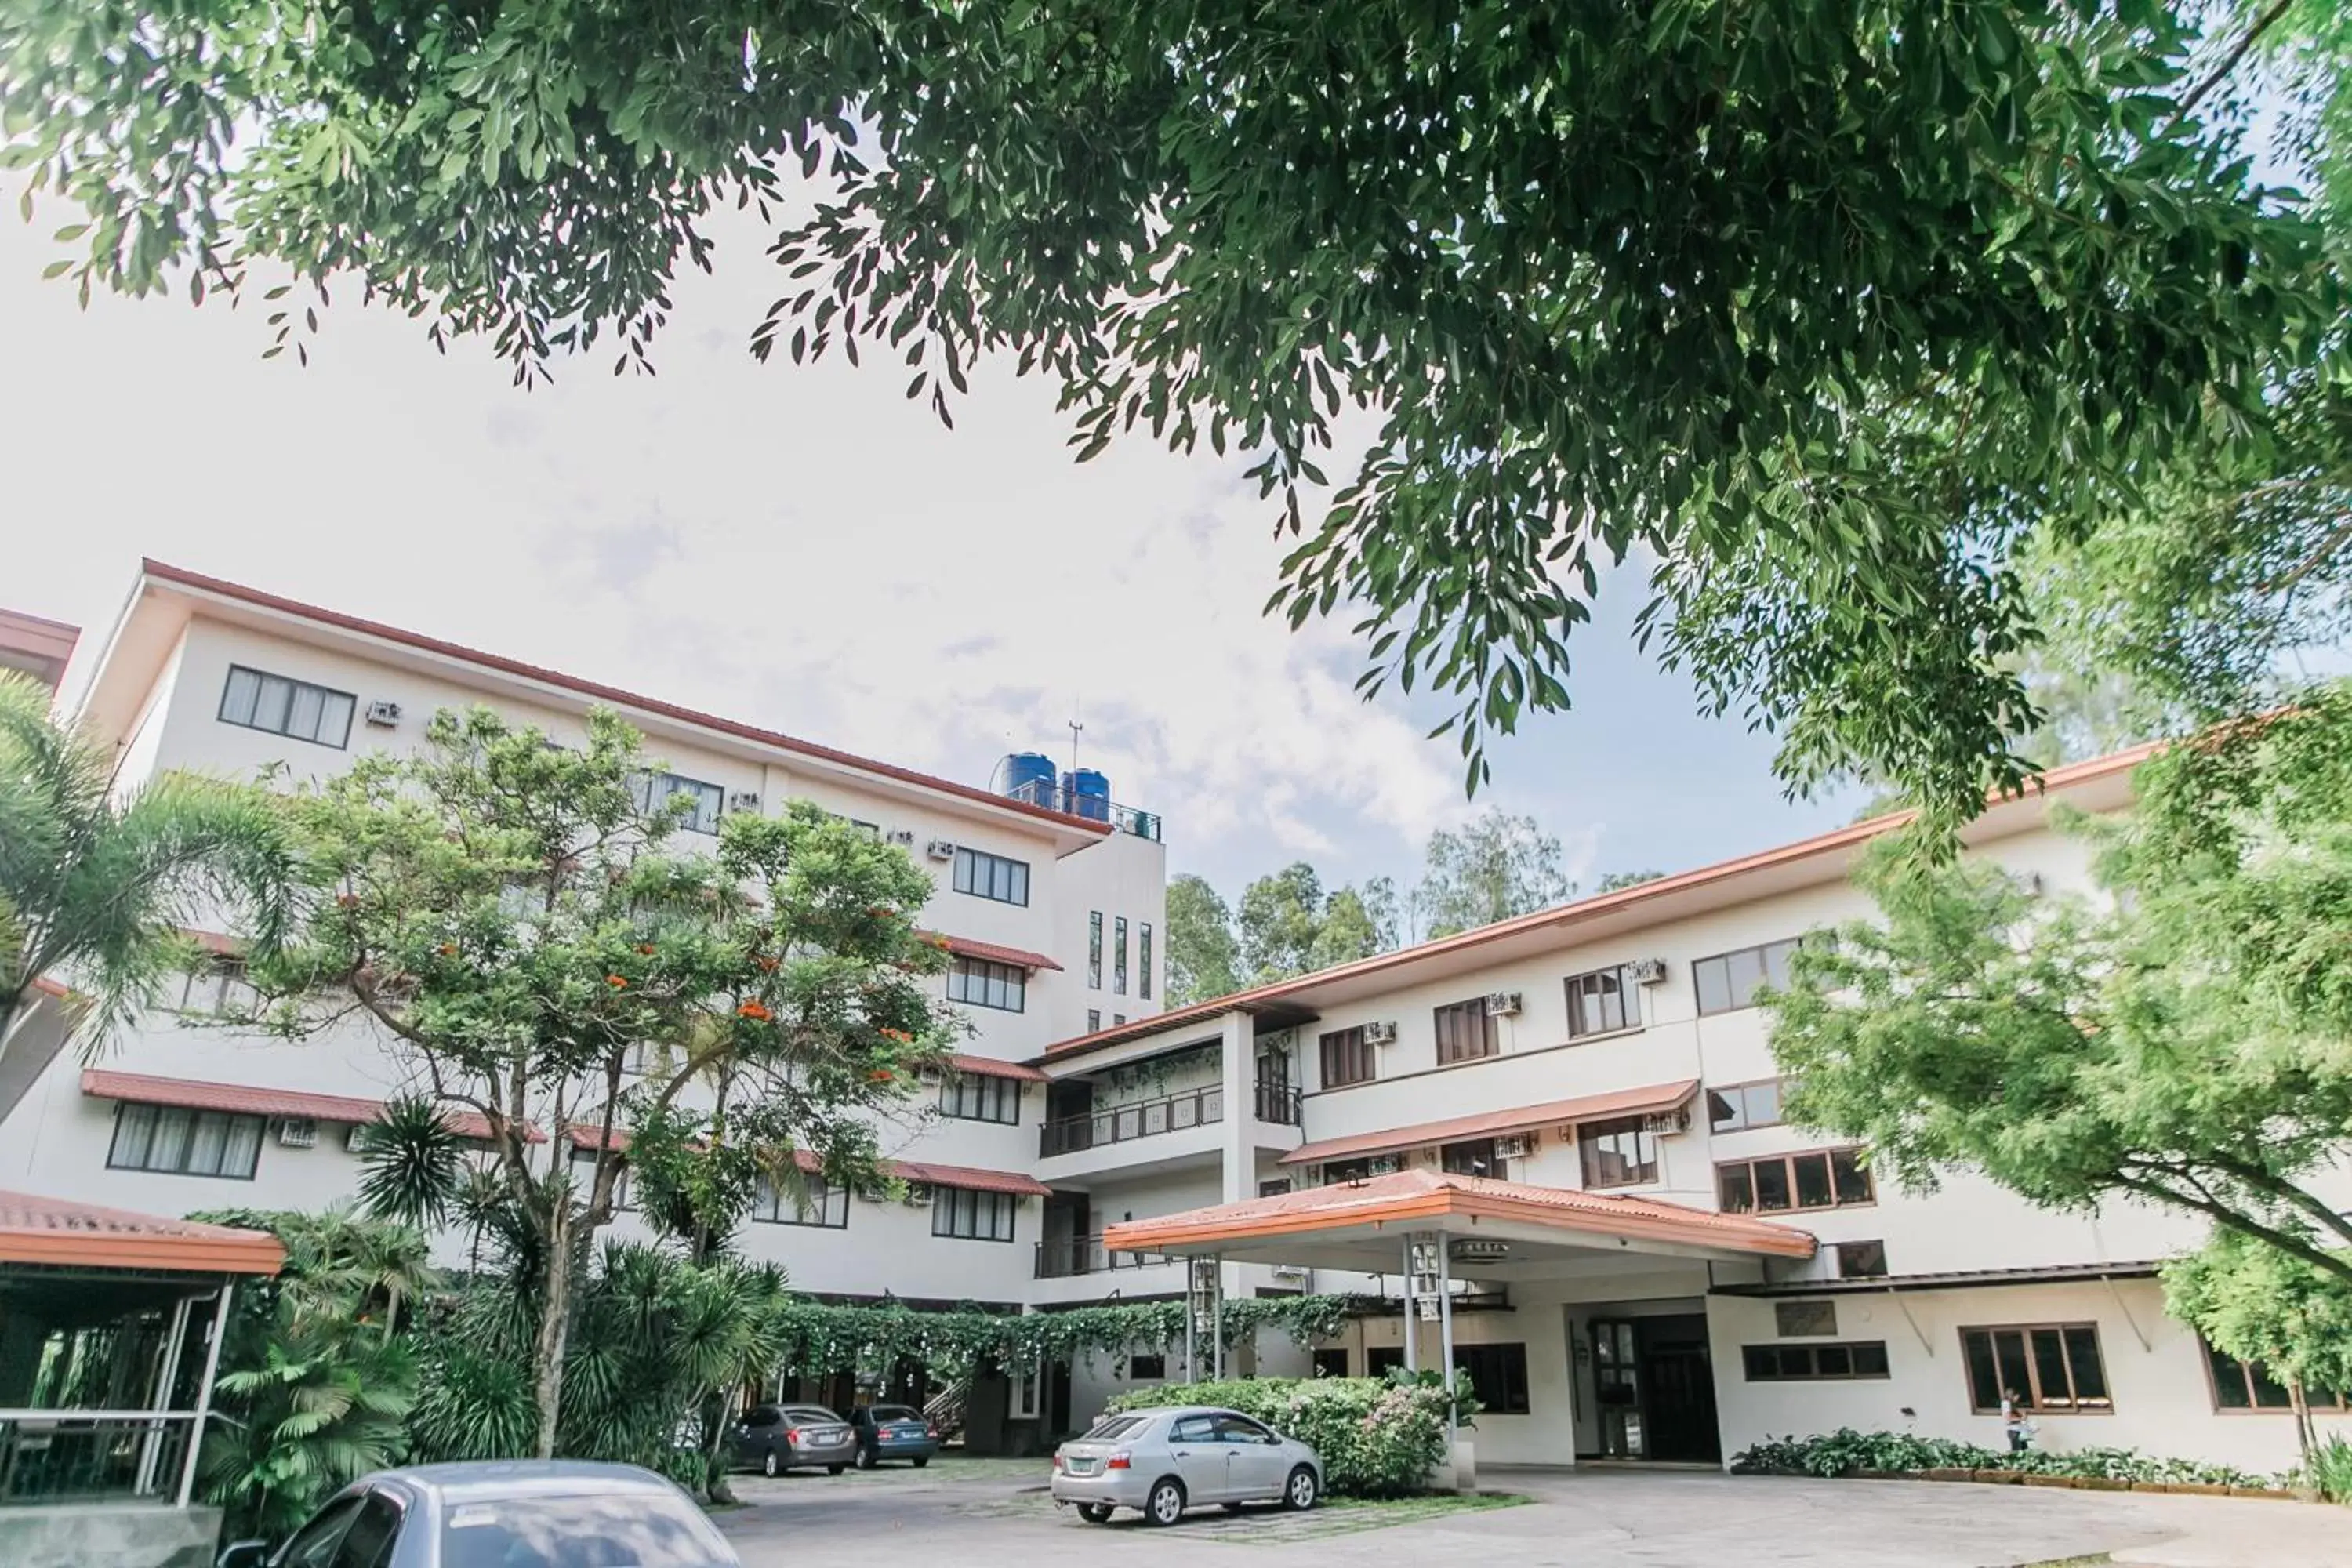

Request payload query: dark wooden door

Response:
[1636,1317,1722,1462]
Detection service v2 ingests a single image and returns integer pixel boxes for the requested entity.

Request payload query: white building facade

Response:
[2,562,2343,1473]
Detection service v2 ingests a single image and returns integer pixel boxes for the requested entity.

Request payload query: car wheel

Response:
[856,1446,877,1470]
[1283,1466,1319,1512]
[1078,1504,1113,1525]
[1145,1478,1185,1527]
[762,1449,781,1479]
[912,1456,929,1469]
[827,1464,847,1476]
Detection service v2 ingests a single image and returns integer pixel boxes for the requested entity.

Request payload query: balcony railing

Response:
[1040,1085,1222,1157]
[1255,1083,1303,1126]
[0,1411,196,1507]
[1001,779,1163,842]
[1034,1232,1174,1279]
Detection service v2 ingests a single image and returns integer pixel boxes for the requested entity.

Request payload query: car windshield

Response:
[1083,1415,1148,1441]
[785,1407,841,1424]
[438,1493,736,1568]
[870,1406,920,1421]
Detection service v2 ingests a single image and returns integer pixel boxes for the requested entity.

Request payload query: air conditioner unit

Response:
[277,1117,318,1149]
[728,790,762,814]
[1362,1021,1398,1046]
[888,828,916,847]
[1367,1155,1401,1176]
[1492,1134,1531,1160]
[905,1184,935,1207]
[924,839,957,861]
[362,700,401,728]
[1642,1105,1692,1136]
[1270,1264,1309,1283]
[1483,990,1523,1017]
[1631,957,1668,985]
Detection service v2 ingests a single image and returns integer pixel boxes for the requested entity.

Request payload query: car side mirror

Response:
[218,1541,270,1568]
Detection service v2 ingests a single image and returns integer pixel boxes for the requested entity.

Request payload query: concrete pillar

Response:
[1218,1009,1251,1319]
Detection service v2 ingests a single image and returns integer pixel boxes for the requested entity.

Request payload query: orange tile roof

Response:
[1278,1080,1697,1167]
[0,1189,285,1275]
[944,1052,1047,1083]
[782,1145,1050,1196]
[82,1069,541,1144]
[927,935,1064,972]
[1103,1167,1816,1260]
[143,560,1109,839]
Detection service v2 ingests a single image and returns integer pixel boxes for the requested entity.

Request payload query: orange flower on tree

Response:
[637,942,657,955]
[754,956,779,972]
[437,943,457,956]
[606,974,629,989]
[737,1000,773,1022]
[868,1069,895,1083]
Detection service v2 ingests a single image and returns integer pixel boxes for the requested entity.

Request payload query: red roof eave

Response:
[81,1069,543,1143]
[0,1189,285,1276]
[1276,1080,1698,1167]
[926,934,1064,972]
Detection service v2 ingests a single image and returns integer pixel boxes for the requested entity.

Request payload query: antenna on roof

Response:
[1068,717,1083,772]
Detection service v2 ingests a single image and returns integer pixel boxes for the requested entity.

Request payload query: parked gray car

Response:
[733,1403,856,1475]
[1051,1406,1321,1526]
[216,1460,740,1568]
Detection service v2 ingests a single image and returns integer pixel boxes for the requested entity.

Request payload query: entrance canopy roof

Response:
[0,1190,284,1276]
[1103,1168,1814,1278]
[1278,1079,1697,1168]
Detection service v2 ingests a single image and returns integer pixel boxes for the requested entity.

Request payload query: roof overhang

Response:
[1105,1168,1814,1277]
[1279,1080,1697,1167]
[0,1190,285,1276]
[82,1068,539,1143]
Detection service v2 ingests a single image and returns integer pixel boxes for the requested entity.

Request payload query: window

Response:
[218,665,356,749]
[1433,999,1498,1064]
[946,956,1025,1012]
[1128,1354,1166,1381]
[1441,1138,1501,1177]
[2203,1337,2352,1412]
[1962,1324,2112,1414]
[1138,923,1153,1000]
[1366,1346,1404,1377]
[931,1187,1017,1242]
[1743,1341,1891,1381]
[330,1491,404,1568]
[1320,1026,1376,1089]
[1087,912,1102,989]
[1258,1178,1294,1198]
[1835,1240,1889,1279]
[1578,1115,1659,1188]
[1087,1009,1101,1033]
[751,1173,848,1229]
[277,1497,368,1568]
[1323,1157,1374,1184]
[1717,1149,1873,1213]
[939,1072,1022,1124]
[568,1148,633,1210]
[1451,1343,1532,1414]
[1774,1301,1838,1338]
[1565,964,1641,1037]
[1112,916,1129,994]
[1311,1348,1349,1378]
[953,847,1029,906]
[1706,1079,1785,1133]
[107,1102,263,1179]
[1113,1014,1125,1025]
[627,770,724,834]
[175,958,260,1016]
[1212,1414,1278,1444]
[1693,937,1800,1015]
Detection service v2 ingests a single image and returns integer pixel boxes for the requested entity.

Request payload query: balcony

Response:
[1040,1085,1223,1159]
[0,1411,196,1507]
[1033,1233,1174,1279]
[1000,778,1162,842]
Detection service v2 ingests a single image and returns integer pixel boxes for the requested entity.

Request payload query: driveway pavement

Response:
[714,1456,2348,1568]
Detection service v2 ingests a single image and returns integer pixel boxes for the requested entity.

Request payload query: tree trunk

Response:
[2290,1379,2316,1475]
[701,1391,738,1504]
[532,1203,574,1460]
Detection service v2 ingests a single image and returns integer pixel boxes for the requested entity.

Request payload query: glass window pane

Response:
[2063,1327,2108,1404]
[185,1111,230,1175]
[1817,1345,1853,1377]
[1717,1164,1754,1211]
[1753,1159,1792,1211]
[1694,957,1732,1015]
[2248,1359,2296,1409]
[319,691,354,747]
[221,1116,263,1178]
[149,1107,194,1172]
[2206,1341,2254,1408]
[220,668,261,725]
[1742,1345,1777,1381]
[111,1103,157,1168]
[1793,1152,1834,1208]
[1831,1149,1873,1204]
[1707,1090,1740,1132]
[254,674,294,734]
[2031,1328,2074,1406]
[1994,1331,2034,1410]
[1852,1341,1890,1377]
[1963,1331,2002,1411]
[1763,938,1798,989]
[287,683,325,742]
[1747,1080,1782,1126]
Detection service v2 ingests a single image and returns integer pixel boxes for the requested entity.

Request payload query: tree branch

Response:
[2114,1171,2352,1286]
[2165,0,2298,130]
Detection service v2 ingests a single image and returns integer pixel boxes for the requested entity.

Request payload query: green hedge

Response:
[1730,1428,2292,1490]
[1106,1377,1451,1497]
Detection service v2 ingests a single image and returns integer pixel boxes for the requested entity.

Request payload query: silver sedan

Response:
[1051,1406,1322,1526]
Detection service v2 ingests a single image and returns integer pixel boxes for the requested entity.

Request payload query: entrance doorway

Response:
[1584,1312,1720,1463]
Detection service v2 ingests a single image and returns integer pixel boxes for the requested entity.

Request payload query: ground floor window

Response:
[751,1174,849,1229]
[1367,1345,1403,1377]
[1451,1342,1532,1414]
[1962,1323,2111,1414]
[1743,1341,1890,1381]
[2202,1337,2352,1412]
[1311,1348,1349,1378]
[1127,1353,1166,1380]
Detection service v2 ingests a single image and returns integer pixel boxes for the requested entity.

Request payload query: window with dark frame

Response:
[1113,916,1129,995]
[1706,1079,1786,1134]
[2202,1336,2352,1412]
[1433,998,1499,1064]
[1128,1354,1167,1380]
[626,770,724,834]
[568,1147,633,1210]
[1139,924,1153,1000]
[218,665,357,750]
[946,956,1026,1012]
[1311,1348,1350,1379]
[939,1072,1022,1125]
[1835,1240,1889,1279]
[1962,1323,2112,1413]
[931,1187,1018,1242]
[175,958,261,1017]
[107,1102,264,1179]
[1716,1149,1874,1214]
[1742,1341,1891,1381]
[1693,937,1802,1016]
[1577,1115,1660,1188]
[1087,1009,1101,1033]
[1774,1300,1838,1338]
[1320,1025,1376,1089]
[751,1173,849,1229]
[1564,964,1641,1037]
[953,847,1030,905]
[1441,1138,1501,1177]
[1366,1346,1404,1377]
[1088,912,1103,989]
[1259,1178,1294,1197]
[1323,1157,1374,1183]
[1450,1343,1532,1414]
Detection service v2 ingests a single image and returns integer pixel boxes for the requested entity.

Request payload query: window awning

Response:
[782,1146,1049,1197]
[1277,1079,1698,1167]
[82,1069,541,1144]
[942,1052,1047,1083]
[0,1189,285,1275]
[924,934,1064,972]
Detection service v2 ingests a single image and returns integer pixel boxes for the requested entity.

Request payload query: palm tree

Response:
[0,671,294,1070]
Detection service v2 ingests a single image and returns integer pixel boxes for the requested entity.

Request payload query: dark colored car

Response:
[216,1459,741,1568]
[731,1403,855,1476]
[850,1403,940,1469]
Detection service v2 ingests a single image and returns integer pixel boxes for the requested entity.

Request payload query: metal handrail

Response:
[0,1410,198,1507]
[1039,1085,1223,1157]
[1254,1083,1303,1126]
[1033,1233,1174,1279]
[1000,779,1162,842]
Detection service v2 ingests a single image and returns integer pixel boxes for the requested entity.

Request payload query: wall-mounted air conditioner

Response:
[1492,1133,1531,1160]
[1483,991,1523,1017]
[925,839,957,861]
[363,700,401,728]
[1270,1265,1309,1283]
[1367,1154,1400,1176]
[277,1117,318,1149]
[1642,1105,1692,1136]
[1632,957,1668,985]
[728,790,762,814]
[1362,1021,1399,1046]
[888,828,916,847]
[906,1184,935,1207]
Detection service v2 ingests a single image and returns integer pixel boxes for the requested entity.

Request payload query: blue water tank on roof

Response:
[1064,768,1112,822]
[996,752,1058,809]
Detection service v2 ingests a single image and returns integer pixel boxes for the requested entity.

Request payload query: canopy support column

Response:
[1399,1236,1417,1375]
[1437,1235,1458,1457]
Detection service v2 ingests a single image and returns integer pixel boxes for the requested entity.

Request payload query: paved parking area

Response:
[713,1457,2349,1568]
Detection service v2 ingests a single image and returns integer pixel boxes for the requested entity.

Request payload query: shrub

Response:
[2302,1436,2352,1504]
[1107,1376,1453,1496]
[1729,1428,2290,1490]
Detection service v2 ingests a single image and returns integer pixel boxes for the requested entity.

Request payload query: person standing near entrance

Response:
[2000,1389,2033,1454]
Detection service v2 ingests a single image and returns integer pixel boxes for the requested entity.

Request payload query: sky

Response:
[0,206,1863,906]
